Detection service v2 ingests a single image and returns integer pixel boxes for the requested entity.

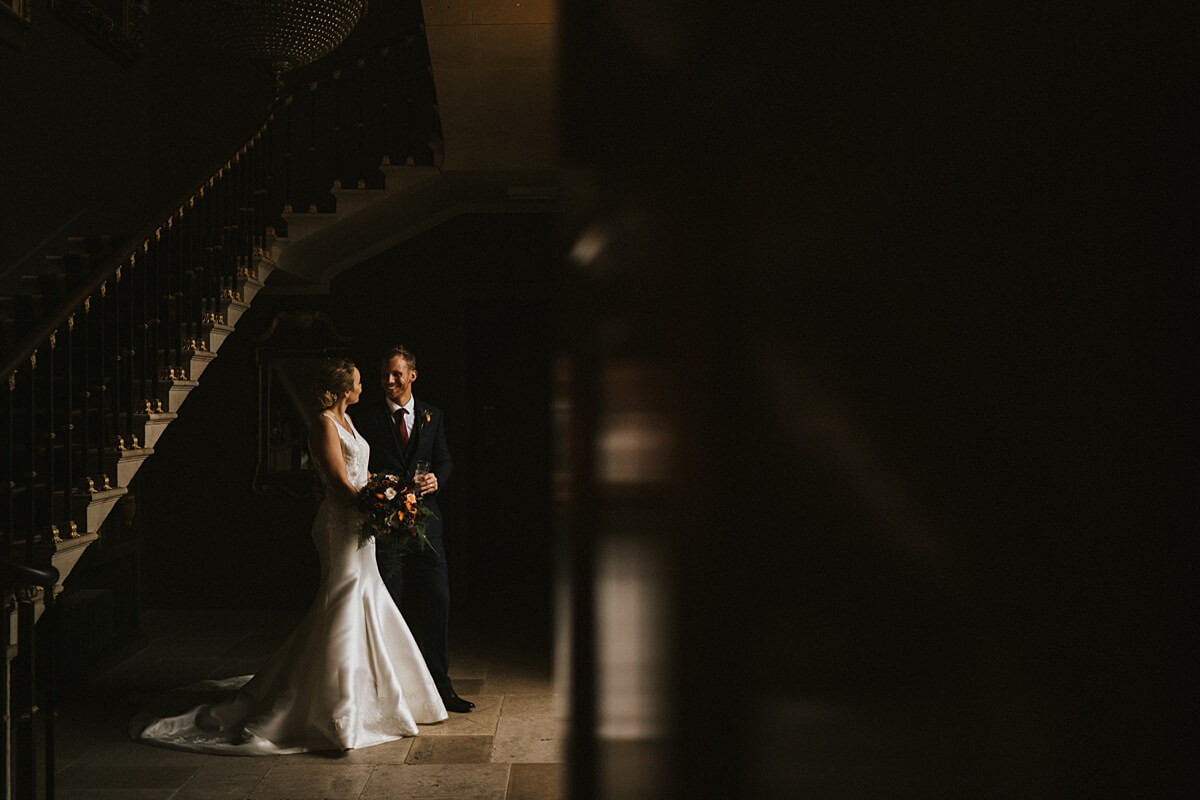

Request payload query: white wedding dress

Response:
[131,412,447,754]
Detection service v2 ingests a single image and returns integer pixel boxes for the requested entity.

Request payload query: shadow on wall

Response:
[133,213,560,631]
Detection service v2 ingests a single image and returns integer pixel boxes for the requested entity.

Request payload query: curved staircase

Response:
[0,23,443,797]
[3,4,560,788]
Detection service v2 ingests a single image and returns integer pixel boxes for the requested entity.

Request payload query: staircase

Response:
[1,24,442,797]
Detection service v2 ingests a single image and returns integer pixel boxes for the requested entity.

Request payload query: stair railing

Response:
[0,23,438,564]
[1,24,438,798]
[1,557,59,800]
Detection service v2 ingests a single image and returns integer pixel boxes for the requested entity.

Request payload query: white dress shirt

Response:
[386,396,415,439]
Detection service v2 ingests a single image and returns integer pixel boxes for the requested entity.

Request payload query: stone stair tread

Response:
[3,219,270,596]
[108,445,154,458]
[135,410,179,422]
[75,485,128,503]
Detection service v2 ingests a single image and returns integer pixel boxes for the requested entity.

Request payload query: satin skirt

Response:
[131,500,447,755]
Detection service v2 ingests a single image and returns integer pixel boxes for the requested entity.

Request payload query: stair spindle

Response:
[3,371,14,558]
[108,272,122,458]
[232,152,243,272]
[183,195,197,362]
[239,153,254,276]
[142,240,155,414]
[24,351,36,564]
[403,36,418,161]
[14,586,38,797]
[226,163,238,278]
[357,56,368,185]
[154,233,165,400]
[251,132,265,254]
[333,69,343,187]
[262,118,276,242]
[44,333,56,549]
[171,213,183,373]
[309,80,319,211]
[79,298,91,492]
[379,45,391,166]
[198,184,211,330]
[124,257,137,447]
[62,313,75,531]
[91,290,105,482]
[283,94,294,213]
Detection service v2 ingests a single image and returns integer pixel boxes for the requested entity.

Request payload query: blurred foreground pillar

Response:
[557,3,1168,798]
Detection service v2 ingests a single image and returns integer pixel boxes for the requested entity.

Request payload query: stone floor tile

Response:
[140,634,246,662]
[56,763,201,791]
[224,631,288,657]
[54,609,557,798]
[507,762,564,800]
[360,763,510,799]
[484,661,552,681]
[73,738,218,767]
[337,735,416,764]
[56,789,179,800]
[416,695,502,736]
[452,677,486,696]
[110,657,225,692]
[53,732,95,771]
[480,673,554,694]
[490,716,563,763]
[405,735,493,764]
[172,758,273,800]
[249,763,374,799]
[500,694,561,717]
[447,658,488,679]
[92,657,219,695]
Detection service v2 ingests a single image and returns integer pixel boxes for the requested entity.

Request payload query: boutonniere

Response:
[420,409,432,428]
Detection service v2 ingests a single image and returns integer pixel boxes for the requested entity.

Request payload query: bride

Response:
[132,358,447,754]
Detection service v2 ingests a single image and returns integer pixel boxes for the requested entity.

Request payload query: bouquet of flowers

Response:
[356,473,434,554]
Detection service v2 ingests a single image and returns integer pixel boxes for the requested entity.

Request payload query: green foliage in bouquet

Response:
[356,473,437,575]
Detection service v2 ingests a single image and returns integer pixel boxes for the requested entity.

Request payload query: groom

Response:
[350,345,474,713]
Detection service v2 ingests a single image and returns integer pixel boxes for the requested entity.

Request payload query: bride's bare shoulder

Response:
[309,413,336,440]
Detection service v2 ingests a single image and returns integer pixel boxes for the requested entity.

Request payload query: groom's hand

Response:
[416,473,438,496]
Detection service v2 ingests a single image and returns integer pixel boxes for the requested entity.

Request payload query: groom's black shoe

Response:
[440,689,475,713]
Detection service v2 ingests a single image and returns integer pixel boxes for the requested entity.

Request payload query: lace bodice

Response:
[322,412,370,491]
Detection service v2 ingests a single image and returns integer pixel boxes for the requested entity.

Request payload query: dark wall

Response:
[0,4,272,268]
[138,213,559,639]
[330,213,560,632]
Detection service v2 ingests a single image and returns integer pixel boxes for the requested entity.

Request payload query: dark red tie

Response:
[394,408,409,445]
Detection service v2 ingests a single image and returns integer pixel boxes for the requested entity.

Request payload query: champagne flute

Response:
[413,460,431,498]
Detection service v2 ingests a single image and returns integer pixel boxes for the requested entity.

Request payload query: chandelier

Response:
[198,0,369,79]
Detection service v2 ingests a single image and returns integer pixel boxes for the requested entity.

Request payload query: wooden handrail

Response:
[0,553,58,590]
[0,107,271,381]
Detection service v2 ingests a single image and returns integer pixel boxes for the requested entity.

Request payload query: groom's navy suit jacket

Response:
[351,397,452,537]
[351,395,454,689]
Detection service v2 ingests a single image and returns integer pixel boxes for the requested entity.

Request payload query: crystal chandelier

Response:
[198,0,369,79]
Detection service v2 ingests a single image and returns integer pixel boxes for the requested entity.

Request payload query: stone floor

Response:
[51,609,563,800]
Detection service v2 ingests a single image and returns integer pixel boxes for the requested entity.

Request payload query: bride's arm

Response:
[308,416,359,506]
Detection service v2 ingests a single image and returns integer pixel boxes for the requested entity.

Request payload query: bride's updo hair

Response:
[313,358,357,410]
